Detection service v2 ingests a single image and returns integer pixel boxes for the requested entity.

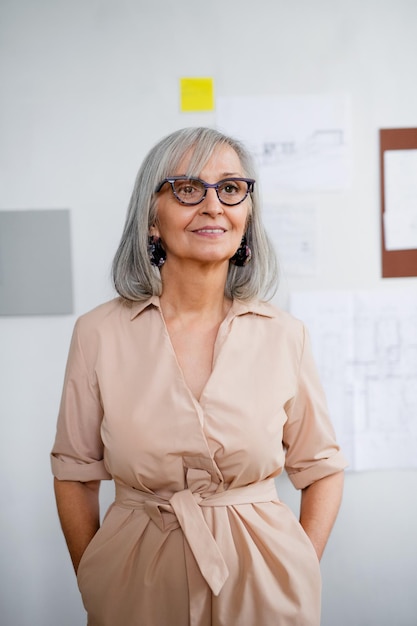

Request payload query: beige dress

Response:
[51,296,347,626]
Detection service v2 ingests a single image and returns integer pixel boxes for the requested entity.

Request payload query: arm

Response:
[54,477,101,574]
[299,470,344,561]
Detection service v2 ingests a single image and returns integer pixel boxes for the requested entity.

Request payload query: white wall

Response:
[1,1,416,624]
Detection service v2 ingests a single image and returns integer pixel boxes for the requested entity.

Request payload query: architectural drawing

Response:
[216,94,351,192]
[253,129,345,167]
[290,290,417,471]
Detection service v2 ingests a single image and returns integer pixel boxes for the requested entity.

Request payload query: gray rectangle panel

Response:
[0,209,73,315]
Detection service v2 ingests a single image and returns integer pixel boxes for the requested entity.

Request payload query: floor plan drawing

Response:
[290,290,417,471]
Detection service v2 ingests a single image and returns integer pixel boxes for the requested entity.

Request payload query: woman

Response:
[51,127,347,626]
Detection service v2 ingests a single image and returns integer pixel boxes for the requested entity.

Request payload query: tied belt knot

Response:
[115,478,278,596]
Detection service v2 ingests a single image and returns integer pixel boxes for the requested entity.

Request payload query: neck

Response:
[159,260,231,320]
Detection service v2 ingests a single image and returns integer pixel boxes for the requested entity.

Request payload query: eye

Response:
[174,179,202,196]
[220,181,241,195]
[179,184,196,194]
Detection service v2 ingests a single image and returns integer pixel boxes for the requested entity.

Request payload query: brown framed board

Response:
[380,128,417,278]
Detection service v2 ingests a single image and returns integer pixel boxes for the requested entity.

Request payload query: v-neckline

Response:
[158,303,235,404]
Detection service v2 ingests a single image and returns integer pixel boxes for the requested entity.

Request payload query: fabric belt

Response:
[115,478,278,595]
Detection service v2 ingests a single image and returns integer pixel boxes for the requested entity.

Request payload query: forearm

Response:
[299,471,344,561]
[54,477,101,573]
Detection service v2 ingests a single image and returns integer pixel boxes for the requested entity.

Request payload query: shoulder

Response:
[72,297,149,350]
[234,299,307,357]
[76,297,131,326]
[68,297,153,367]
[239,299,305,334]
[75,297,130,330]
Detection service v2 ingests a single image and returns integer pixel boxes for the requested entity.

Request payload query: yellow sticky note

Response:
[180,77,215,112]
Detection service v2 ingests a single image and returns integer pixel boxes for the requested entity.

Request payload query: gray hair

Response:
[112,127,278,302]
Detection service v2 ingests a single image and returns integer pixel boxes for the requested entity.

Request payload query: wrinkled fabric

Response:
[51,296,347,626]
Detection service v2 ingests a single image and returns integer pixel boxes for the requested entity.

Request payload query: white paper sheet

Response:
[383,210,417,250]
[263,204,317,276]
[216,94,352,193]
[384,149,417,250]
[290,290,417,471]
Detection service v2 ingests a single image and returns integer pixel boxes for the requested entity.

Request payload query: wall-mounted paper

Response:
[180,77,214,112]
[383,149,417,250]
[290,289,417,471]
[217,94,351,193]
[0,209,73,316]
[263,204,317,276]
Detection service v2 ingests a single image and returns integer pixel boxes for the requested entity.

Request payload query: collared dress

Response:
[51,296,348,626]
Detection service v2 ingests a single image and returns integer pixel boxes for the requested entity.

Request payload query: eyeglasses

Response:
[155,176,255,206]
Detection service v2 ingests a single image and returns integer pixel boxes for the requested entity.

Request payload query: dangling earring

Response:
[230,235,252,266]
[148,235,166,268]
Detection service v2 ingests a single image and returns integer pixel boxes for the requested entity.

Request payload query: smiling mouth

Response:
[193,228,226,234]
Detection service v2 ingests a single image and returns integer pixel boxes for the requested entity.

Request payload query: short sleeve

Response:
[51,318,112,482]
[283,324,348,490]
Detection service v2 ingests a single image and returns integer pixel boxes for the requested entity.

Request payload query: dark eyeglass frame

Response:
[155,176,256,206]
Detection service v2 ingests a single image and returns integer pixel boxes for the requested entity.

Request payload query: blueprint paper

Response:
[290,290,417,471]
[217,94,352,193]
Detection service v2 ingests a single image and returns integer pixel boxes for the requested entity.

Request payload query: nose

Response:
[199,187,224,215]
